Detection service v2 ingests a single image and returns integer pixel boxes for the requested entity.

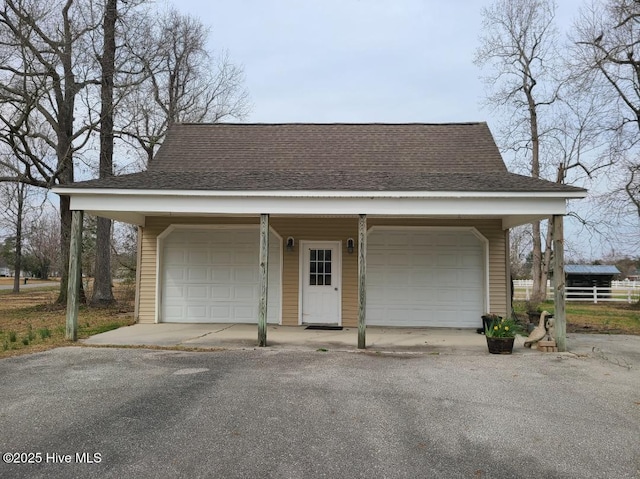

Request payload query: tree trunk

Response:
[91,0,117,307]
[57,195,71,303]
[55,1,88,304]
[541,217,554,295]
[527,79,547,306]
[55,3,76,305]
[92,217,114,306]
[56,135,84,304]
[12,182,24,294]
[530,220,546,305]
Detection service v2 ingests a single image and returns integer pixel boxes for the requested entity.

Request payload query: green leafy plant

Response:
[485,316,523,338]
[38,328,51,340]
[8,331,17,342]
[27,324,35,341]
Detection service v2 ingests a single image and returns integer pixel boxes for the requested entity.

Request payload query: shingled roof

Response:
[62,123,585,193]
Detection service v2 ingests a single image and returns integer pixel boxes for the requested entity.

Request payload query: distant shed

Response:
[565,265,620,288]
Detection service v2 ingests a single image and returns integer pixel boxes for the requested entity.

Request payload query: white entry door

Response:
[301,242,341,324]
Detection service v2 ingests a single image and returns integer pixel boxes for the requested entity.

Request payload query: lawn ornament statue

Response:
[545,317,555,341]
[524,311,551,348]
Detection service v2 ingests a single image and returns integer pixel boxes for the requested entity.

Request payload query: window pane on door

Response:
[309,249,332,286]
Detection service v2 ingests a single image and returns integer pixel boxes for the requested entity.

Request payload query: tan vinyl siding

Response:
[138,223,159,323]
[137,216,507,325]
[269,218,358,326]
[486,223,508,317]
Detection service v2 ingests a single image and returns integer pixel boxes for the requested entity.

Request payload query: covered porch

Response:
[61,206,570,351]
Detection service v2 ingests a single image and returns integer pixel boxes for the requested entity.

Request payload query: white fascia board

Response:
[69,192,570,218]
[55,187,587,200]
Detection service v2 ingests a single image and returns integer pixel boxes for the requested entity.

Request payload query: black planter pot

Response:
[486,336,515,354]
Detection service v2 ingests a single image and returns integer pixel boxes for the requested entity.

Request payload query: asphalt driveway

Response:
[0,344,638,478]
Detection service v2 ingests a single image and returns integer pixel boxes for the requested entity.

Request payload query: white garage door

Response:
[161,227,281,323]
[366,228,485,328]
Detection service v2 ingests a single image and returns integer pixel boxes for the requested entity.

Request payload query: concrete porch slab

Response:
[82,323,541,354]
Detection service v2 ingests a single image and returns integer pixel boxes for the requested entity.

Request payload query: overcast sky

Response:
[174,0,582,127]
[169,0,624,259]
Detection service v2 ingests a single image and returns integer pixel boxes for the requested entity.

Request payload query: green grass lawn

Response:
[0,284,135,358]
[513,300,640,335]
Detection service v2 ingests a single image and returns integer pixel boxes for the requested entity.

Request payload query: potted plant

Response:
[481,313,501,334]
[526,302,543,324]
[484,316,522,354]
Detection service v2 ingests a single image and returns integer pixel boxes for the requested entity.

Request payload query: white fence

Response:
[513,279,640,303]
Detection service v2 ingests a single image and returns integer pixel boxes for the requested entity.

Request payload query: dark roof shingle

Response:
[60,123,586,194]
[67,169,583,192]
[150,122,508,174]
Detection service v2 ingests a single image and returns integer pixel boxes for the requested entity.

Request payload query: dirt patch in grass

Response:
[0,283,136,359]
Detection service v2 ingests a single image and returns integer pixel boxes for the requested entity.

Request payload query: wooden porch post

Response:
[357,214,367,349]
[66,210,83,341]
[552,215,566,352]
[258,214,269,347]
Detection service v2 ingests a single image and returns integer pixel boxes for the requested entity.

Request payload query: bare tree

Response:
[111,221,137,280]
[475,0,561,306]
[0,157,56,289]
[0,171,30,292]
[509,224,533,279]
[91,0,118,307]
[0,0,102,302]
[0,1,250,307]
[90,3,249,302]
[90,0,153,307]
[118,8,250,165]
[23,210,61,280]
[541,86,613,265]
[572,0,640,231]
